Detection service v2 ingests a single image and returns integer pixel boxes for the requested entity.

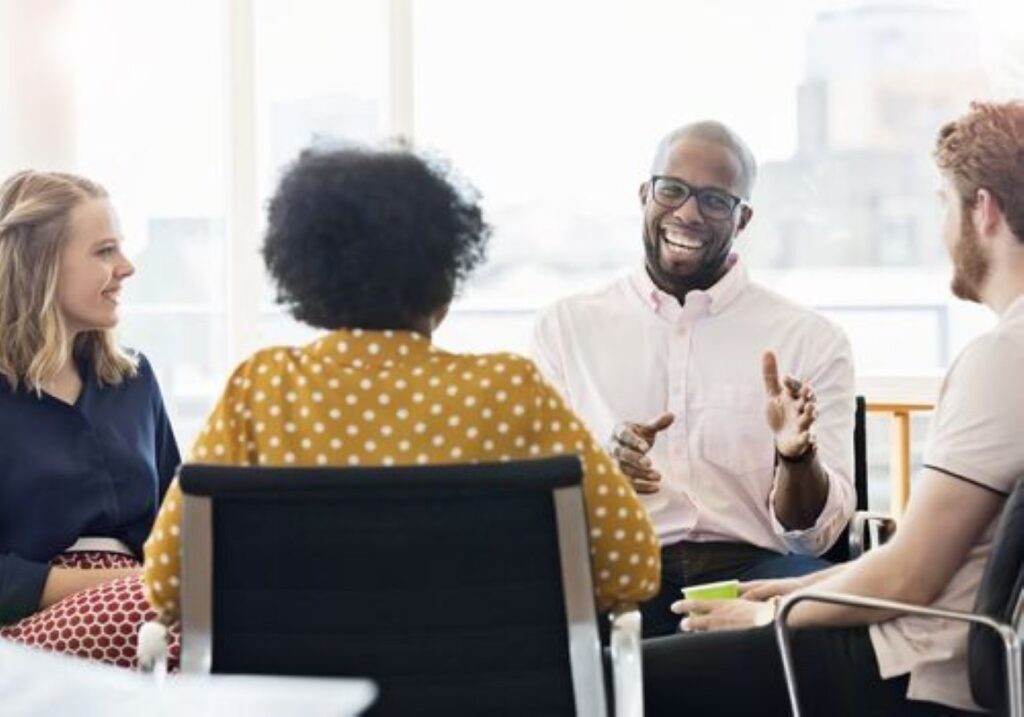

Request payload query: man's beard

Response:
[950,211,989,303]
[642,225,732,296]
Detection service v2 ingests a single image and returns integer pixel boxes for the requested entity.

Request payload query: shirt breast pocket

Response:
[695,385,775,476]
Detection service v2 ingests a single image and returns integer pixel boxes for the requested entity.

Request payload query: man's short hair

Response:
[935,101,1024,242]
[650,121,758,199]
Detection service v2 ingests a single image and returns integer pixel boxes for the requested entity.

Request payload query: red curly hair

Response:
[935,101,1024,242]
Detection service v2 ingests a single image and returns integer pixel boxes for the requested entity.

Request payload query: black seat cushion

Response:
[968,478,1024,712]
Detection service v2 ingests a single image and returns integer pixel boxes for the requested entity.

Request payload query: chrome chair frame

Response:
[170,458,642,716]
[775,590,1023,717]
[847,510,897,559]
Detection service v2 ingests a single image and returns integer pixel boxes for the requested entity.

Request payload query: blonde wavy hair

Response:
[0,170,137,392]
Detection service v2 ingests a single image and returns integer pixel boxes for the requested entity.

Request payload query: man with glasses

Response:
[531,122,856,637]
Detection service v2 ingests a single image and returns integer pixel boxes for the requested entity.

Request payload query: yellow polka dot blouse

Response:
[143,329,660,616]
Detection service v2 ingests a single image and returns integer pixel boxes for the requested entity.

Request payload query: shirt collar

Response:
[629,253,749,319]
[307,327,439,366]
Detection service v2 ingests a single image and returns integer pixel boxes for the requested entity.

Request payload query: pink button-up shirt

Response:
[531,258,856,555]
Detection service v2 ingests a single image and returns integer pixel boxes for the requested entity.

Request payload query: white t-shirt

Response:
[870,294,1024,712]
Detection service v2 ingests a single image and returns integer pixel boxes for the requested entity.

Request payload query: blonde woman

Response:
[0,171,181,668]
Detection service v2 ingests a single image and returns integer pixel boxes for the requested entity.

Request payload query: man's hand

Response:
[671,597,776,632]
[609,412,674,494]
[762,351,817,459]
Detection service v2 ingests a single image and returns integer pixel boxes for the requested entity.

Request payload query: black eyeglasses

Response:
[649,175,745,220]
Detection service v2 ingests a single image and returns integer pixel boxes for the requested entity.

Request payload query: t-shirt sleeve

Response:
[922,333,1024,495]
[139,354,182,500]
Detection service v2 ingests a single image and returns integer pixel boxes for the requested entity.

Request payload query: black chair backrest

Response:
[969,477,1024,713]
[178,456,594,716]
[823,396,869,563]
[853,395,869,511]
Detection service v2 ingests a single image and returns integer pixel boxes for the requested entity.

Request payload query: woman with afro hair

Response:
[143,146,661,626]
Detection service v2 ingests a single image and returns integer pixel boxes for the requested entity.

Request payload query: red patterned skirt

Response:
[0,551,180,670]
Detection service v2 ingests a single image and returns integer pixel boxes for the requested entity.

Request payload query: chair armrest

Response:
[848,511,897,559]
[609,604,644,717]
[773,590,1022,717]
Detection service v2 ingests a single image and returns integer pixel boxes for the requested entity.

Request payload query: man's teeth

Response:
[662,228,703,250]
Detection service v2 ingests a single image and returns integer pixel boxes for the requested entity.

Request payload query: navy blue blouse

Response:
[0,353,180,624]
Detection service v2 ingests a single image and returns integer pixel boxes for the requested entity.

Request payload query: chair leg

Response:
[137,620,169,680]
[1005,633,1022,717]
[609,607,644,717]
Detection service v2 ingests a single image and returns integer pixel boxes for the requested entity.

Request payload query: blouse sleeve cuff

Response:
[0,554,52,625]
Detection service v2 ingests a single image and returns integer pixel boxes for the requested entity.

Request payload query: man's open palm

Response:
[762,351,817,458]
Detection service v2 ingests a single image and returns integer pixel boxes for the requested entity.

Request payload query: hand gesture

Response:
[671,597,776,632]
[609,412,674,494]
[762,351,817,459]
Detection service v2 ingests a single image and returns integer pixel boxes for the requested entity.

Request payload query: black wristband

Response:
[776,444,816,464]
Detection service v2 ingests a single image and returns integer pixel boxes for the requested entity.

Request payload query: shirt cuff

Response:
[767,461,851,556]
[0,554,52,625]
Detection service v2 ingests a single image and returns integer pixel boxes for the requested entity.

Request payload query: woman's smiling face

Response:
[56,197,135,335]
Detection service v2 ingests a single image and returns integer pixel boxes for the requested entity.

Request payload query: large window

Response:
[252,0,387,347]
[70,0,228,445]
[418,1,1009,367]
[3,0,1022,494]
[412,1,1021,507]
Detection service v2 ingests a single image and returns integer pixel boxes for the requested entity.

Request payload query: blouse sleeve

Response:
[525,365,661,611]
[143,368,247,619]
[141,354,182,500]
[0,553,52,625]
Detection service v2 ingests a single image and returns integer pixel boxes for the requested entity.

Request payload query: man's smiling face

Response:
[640,136,751,296]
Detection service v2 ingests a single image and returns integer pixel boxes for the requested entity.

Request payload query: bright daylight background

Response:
[1,0,1022,508]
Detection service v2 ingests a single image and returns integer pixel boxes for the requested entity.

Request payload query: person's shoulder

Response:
[439,348,540,374]
[107,350,168,408]
[242,344,297,370]
[535,273,634,324]
[744,281,848,341]
[236,344,306,381]
[120,348,154,385]
[743,280,820,320]
[950,322,1024,381]
[932,324,1024,427]
[437,349,551,388]
[210,345,300,396]
[538,273,633,314]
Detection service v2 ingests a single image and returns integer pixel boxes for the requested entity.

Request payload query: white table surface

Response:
[0,640,376,717]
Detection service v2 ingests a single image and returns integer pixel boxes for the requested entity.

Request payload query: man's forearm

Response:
[773,453,830,529]
[796,561,847,587]
[787,544,913,627]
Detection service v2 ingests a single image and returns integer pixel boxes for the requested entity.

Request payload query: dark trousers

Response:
[642,624,973,717]
[641,541,830,637]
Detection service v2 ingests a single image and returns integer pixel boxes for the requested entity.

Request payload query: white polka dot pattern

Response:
[144,329,660,616]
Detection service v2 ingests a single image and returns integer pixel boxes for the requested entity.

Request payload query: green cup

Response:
[682,579,740,602]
